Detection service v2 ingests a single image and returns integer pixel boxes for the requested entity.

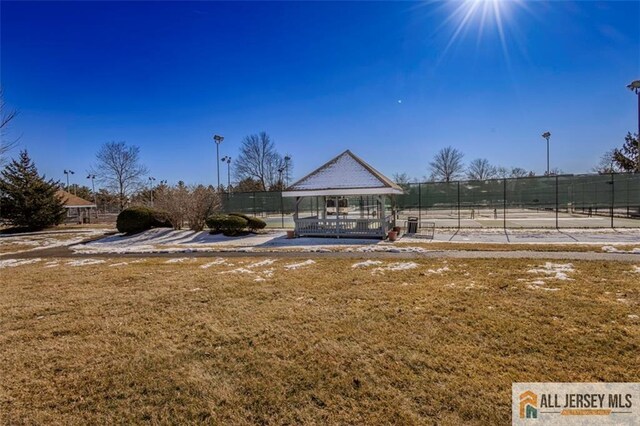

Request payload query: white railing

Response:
[295,216,393,238]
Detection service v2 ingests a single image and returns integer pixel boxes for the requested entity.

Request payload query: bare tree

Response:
[593,149,621,174]
[0,89,20,165]
[185,185,220,231]
[154,183,189,229]
[466,159,497,180]
[234,132,286,191]
[509,167,531,178]
[392,172,414,186]
[93,141,149,211]
[155,183,220,231]
[429,146,465,182]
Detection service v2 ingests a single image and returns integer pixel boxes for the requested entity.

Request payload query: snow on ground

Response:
[352,260,383,268]
[602,245,640,254]
[0,258,42,268]
[69,227,640,255]
[200,258,229,269]
[66,259,106,267]
[220,267,255,274]
[165,257,193,264]
[284,260,316,270]
[526,262,575,290]
[371,262,419,275]
[0,229,108,256]
[426,266,451,274]
[632,266,640,274]
[246,259,277,268]
[528,262,575,280]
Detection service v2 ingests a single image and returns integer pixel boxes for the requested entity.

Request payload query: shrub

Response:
[229,213,267,231]
[220,215,248,236]
[205,214,227,233]
[116,206,171,234]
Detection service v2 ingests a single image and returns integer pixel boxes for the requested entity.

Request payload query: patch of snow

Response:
[284,260,316,270]
[426,266,451,274]
[528,262,575,280]
[262,268,275,278]
[246,259,276,268]
[200,258,228,269]
[109,262,129,267]
[165,257,192,264]
[44,261,59,268]
[602,245,640,254]
[254,277,266,282]
[0,258,42,268]
[631,266,640,274]
[372,262,419,274]
[351,260,383,268]
[66,259,106,267]
[356,245,428,254]
[628,314,639,320]
[220,267,255,274]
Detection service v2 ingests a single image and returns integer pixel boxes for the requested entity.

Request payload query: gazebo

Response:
[282,150,404,239]
[56,190,97,224]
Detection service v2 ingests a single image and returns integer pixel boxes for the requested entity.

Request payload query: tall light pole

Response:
[627,79,640,172]
[221,156,232,191]
[541,132,551,175]
[87,174,97,218]
[284,155,291,187]
[213,134,224,190]
[148,176,156,206]
[64,170,75,194]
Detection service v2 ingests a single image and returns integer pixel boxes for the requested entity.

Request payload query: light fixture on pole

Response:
[221,156,232,191]
[148,176,156,206]
[626,79,640,173]
[284,155,291,187]
[86,174,97,206]
[541,132,551,175]
[213,134,224,190]
[64,170,75,195]
[277,166,285,188]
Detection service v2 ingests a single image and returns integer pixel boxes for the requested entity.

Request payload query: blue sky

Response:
[1,1,639,186]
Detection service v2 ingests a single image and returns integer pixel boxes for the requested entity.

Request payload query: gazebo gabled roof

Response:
[56,190,97,208]
[282,150,404,197]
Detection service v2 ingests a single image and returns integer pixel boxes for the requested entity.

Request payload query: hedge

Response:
[229,213,267,231]
[206,214,255,236]
[205,214,227,233]
[116,206,172,234]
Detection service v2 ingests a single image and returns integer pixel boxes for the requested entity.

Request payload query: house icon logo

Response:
[519,390,538,419]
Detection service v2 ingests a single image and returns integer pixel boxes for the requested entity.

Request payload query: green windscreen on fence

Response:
[220,173,640,227]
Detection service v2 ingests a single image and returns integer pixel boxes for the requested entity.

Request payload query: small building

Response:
[282,150,403,238]
[56,190,97,224]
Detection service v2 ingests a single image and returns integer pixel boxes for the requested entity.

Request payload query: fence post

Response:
[253,192,256,216]
[611,172,615,228]
[503,178,507,230]
[418,183,422,222]
[280,192,285,228]
[555,175,559,229]
[457,181,461,229]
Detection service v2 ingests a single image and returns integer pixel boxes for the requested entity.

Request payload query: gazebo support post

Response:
[335,196,340,238]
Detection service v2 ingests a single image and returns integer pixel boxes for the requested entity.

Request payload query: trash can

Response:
[407,217,418,234]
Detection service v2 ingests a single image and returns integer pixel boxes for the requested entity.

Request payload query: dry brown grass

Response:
[1,257,638,424]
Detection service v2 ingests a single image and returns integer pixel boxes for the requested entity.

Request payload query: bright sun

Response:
[434,0,525,62]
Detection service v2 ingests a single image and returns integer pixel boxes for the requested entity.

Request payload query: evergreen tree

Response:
[613,132,639,172]
[0,150,66,230]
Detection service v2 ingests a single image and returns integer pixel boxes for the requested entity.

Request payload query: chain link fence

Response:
[219,173,640,229]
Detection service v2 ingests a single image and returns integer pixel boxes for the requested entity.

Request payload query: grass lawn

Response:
[1,257,638,424]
